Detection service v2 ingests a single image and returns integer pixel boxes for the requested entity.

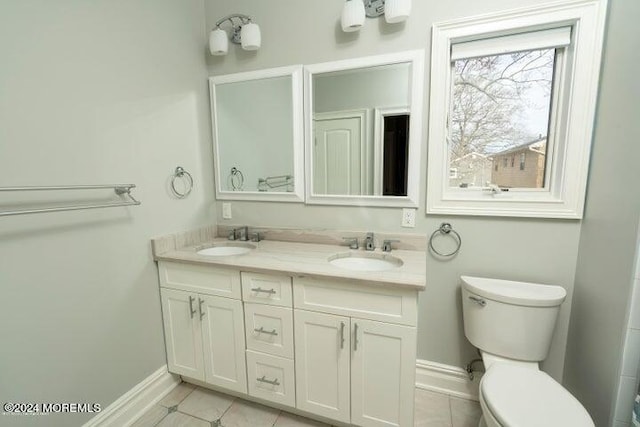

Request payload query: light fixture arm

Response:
[364,0,386,18]
[214,13,254,44]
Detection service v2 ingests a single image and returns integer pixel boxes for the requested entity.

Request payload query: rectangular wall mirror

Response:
[304,51,424,207]
[209,66,304,202]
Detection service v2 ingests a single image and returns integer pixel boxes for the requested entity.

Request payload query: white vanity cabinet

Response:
[158,262,247,394]
[157,260,419,427]
[241,272,297,408]
[293,277,417,427]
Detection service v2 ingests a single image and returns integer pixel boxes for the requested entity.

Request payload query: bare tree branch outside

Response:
[448,48,555,189]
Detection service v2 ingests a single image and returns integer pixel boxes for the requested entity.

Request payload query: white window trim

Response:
[426,0,607,219]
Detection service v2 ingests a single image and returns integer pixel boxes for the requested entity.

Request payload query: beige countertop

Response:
[155,238,426,290]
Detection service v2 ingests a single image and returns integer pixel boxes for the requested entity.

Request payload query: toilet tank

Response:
[461,276,566,362]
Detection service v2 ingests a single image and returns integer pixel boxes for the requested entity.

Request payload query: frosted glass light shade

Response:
[241,22,261,51]
[209,28,228,56]
[384,0,412,23]
[341,0,365,32]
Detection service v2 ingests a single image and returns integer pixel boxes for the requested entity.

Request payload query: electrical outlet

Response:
[222,202,232,219]
[401,208,416,228]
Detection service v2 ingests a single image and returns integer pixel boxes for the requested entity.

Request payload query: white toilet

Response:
[461,276,594,427]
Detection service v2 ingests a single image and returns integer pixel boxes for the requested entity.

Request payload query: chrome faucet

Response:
[364,232,375,251]
[238,226,249,241]
[228,226,249,241]
[342,237,359,250]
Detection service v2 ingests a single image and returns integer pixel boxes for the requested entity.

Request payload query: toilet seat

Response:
[480,364,594,427]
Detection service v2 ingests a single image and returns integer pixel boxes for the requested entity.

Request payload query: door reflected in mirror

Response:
[305,51,424,207]
[312,63,410,196]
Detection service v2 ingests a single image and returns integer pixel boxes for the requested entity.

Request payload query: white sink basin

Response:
[328,252,403,272]
[197,242,256,257]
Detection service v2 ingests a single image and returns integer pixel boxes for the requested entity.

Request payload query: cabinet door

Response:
[294,310,350,423]
[199,295,247,393]
[351,319,416,427]
[160,288,204,381]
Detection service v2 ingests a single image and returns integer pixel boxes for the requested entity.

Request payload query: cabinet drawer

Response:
[244,304,294,359]
[246,350,295,408]
[293,277,418,326]
[159,261,241,299]
[241,272,292,307]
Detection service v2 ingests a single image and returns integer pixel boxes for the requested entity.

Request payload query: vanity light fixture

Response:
[209,14,261,56]
[341,0,411,32]
[341,0,366,32]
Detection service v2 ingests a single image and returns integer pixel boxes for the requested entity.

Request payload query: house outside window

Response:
[491,138,546,188]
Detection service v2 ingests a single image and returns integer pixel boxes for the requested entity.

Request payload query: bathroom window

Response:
[426,0,606,218]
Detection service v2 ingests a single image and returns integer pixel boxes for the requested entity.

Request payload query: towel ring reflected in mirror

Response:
[229,167,245,191]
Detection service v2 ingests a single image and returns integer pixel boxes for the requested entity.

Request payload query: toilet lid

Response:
[481,364,594,427]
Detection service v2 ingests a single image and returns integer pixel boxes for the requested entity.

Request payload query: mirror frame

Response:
[303,50,424,207]
[209,65,305,202]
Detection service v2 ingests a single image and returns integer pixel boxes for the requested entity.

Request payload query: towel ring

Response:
[429,223,462,257]
[230,167,244,191]
[170,166,193,198]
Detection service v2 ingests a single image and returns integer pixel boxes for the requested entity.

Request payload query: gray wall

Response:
[563,1,640,425]
[205,0,587,381]
[313,64,409,113]
[0,1,214,425]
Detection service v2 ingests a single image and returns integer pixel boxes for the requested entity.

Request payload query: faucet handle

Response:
[365,232,375,251]
[251,232,262,242]
[382,239,400,252]
[239,226,250,241]
[228,229,237,240]
[342,237,359,250]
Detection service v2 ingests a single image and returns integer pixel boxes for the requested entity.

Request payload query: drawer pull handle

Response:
[254,327,278,336]
[340,322,345,349]
[251,287,277,295]
[188,296,196,319]
[198,298,205,320]
[354,323,359,351]
[468,295,487,307]
[257,375,280,386]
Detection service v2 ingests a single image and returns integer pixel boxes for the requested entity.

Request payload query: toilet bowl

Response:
[460,276,594,427]
[479,363,593,426]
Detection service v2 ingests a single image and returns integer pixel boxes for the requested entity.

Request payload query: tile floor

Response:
[132,382,482,427]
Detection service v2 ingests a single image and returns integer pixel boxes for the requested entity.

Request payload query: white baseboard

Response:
[415,359,481,401]
[83,365,181,427]
[84,359,478,426]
